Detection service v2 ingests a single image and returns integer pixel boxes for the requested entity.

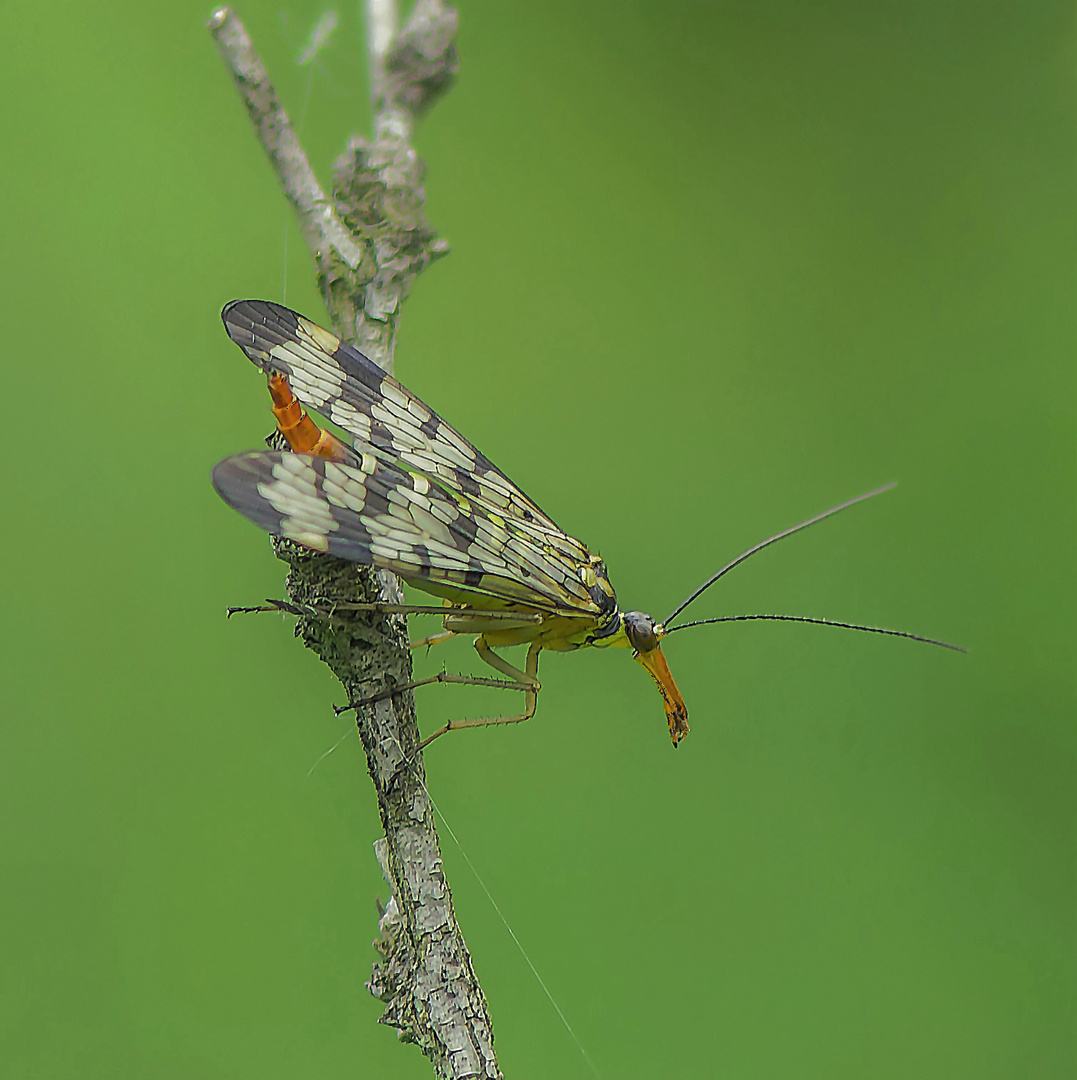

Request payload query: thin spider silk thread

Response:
[413,760,604,1080]
[309,723,602,1077]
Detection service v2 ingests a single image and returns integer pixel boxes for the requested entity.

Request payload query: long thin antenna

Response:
[664,613,966,652]
[662,483,897,626]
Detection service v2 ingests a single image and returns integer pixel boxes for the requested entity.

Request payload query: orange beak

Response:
[635,644,690,746]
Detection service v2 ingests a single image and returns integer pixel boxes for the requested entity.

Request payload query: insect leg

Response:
[473,636,541,689]
[227,599,544,621]
[339,668,527,713]
[410,631,457,650]
[416,641,542,750]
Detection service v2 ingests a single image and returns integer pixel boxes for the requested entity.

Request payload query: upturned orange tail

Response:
[267,373,349,461]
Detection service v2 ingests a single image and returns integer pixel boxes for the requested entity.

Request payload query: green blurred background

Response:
[1,1,1072,1076]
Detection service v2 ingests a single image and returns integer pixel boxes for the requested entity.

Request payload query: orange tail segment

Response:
[635,645,690,746]
[267,373,349,461]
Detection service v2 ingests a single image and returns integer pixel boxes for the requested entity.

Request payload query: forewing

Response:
[223,301,576,541]
[213,450,598,615]
[221,298,598,610]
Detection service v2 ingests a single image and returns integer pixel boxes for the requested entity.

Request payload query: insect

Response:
[213,300,962,749]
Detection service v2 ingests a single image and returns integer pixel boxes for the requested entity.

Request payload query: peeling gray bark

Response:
[208,6,501,1077]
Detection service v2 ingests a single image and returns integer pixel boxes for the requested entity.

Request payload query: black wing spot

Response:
[368,414,394,451]
[456,468,481,497]
[452,510,479,548]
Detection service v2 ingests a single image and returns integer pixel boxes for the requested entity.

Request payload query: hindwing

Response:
[213,448,597,613]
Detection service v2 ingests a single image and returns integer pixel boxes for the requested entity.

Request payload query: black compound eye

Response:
[623,610,658,653]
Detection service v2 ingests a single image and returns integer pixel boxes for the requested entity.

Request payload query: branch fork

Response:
[209,5,502,1076]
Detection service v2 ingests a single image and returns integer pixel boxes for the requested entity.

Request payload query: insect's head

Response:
[623,610,690,746]
[622,610,664,651]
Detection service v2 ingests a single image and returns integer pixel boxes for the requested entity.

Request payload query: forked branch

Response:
[208,6,501,1077]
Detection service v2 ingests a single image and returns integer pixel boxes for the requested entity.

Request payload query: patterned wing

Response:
[220,299,603,614]
[213,448,598,616]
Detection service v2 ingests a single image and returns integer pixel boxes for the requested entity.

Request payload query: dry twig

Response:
[208,5,501,1076]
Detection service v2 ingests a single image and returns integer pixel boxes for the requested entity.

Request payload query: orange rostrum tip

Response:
[635,645,690,746]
